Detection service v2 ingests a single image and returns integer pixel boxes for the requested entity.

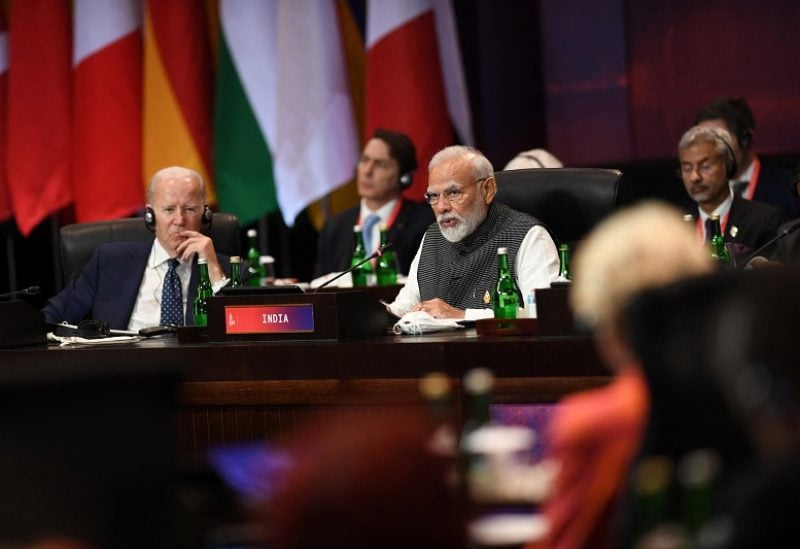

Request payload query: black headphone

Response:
[717,133,739,180]
[144,205,213,232]
[398,171,413,190]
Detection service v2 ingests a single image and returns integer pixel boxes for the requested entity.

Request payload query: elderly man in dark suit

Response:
[43,166,232,330]
[678,125,785,266]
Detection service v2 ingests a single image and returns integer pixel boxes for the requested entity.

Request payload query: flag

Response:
[215,0,359,227]
[6,1,72,236]
[143,0,215,202]
[73,0,143,222]
[365,0,473,200]
[0,9,11,222]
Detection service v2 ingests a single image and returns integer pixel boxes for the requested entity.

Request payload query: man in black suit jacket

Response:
[314,129,433,278]
[679,125,784,266]
[43,166,231,330]
[696,97,798,219]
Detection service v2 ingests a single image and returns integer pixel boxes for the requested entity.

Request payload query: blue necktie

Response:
[362,214,381,254]
[160,258,184,326]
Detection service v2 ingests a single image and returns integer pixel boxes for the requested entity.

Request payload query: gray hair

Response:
[678,125,736,169]
[147,166,206,203]
[429,145,494,180]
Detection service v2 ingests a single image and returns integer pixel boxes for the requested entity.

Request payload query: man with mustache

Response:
[389,145,559,319]
[678,125,784,266]
[43,166,233,331]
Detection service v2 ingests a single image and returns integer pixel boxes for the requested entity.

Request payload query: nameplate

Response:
[224,304,314,335]
[208,291,386,341]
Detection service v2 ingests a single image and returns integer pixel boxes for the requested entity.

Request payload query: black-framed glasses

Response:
[424,177,489,205]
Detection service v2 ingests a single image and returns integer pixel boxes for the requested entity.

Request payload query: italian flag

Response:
[366,0,473,201]
[73,0,143,222]
[214,0,359,227]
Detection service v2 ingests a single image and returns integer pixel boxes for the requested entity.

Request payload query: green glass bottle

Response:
[246,229,264,287]
[375,224,398,286]
[708,214,732,267]
[558,243,570,280]
[350,225,374,287]
[193,257,213,327]
[229,256,242,288]
[493,247,519,319]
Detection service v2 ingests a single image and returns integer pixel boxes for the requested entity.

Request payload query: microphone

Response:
[313,243,393,293]
[740,217,800,269]
[0,285,41,300]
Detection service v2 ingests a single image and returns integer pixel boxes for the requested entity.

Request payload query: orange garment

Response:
[529,367,649,549]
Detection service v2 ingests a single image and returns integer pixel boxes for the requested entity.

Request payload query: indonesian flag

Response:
[0,10,10,222]
[7,1,73,236]
[366,0,473,200]
[73,0,143,222]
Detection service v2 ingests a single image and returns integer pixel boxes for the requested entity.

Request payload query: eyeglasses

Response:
[424,177,490,205]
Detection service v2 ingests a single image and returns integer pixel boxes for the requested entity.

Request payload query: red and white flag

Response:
[73,0,144,222]
[7,1,73,236]
[365,0,473,200]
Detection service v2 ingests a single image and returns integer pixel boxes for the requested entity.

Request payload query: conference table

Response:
[1,327,609,461]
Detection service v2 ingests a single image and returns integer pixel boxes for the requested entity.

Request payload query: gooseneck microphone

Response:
[0,285,41,300]
[740,217,800,269]
[313,243,394,293]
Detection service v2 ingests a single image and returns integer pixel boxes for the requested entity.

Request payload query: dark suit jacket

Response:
[693,194,785,266]
[751,160,799,219]
[314,199,434,277]
[42,240,231,330]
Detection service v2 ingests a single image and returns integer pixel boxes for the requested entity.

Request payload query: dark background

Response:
[3,0,799,303]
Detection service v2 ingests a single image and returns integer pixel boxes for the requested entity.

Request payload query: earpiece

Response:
[719,135,739,180]
[398,171,413,190]
[144,206,156,231]
[143,205,213,232]
[201,205,213,229]
[738,129,752,150]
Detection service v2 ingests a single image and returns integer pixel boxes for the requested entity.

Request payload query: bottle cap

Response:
[198,257,208,264]
[683,214,694,222]
[419,372,451,400]
[259,255,275,265]
[496,247,508,255]
[353,225,362,232]
[464,367,495,395]
[711,213,720,221]
[247,229,257,237]
[559,243,569,251]
[230,256,241,263]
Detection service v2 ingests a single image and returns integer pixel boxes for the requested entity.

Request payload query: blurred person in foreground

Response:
[314,128,433,279]
[43,166,232,331]
[678,124,785,266]
[263,414,466,549]
[527,202,714,549]
[389,145,559,319]
[695,97,798,219]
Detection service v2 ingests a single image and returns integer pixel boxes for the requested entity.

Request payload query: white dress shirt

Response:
[128,240,192,332]
[359,197,398,254]
[389,225,559,319]
[698,189,734,240]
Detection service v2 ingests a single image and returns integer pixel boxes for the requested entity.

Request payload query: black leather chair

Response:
[494,168,623,246]
[58,213,241,285]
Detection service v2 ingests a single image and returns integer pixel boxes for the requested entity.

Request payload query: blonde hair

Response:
[570,201,714,333]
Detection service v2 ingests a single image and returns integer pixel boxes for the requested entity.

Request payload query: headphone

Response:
[144,205,213,232]
[716,133,739,180]
[398,170,413,190]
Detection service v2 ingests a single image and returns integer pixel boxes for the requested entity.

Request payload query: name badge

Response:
[224,304,314,334]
